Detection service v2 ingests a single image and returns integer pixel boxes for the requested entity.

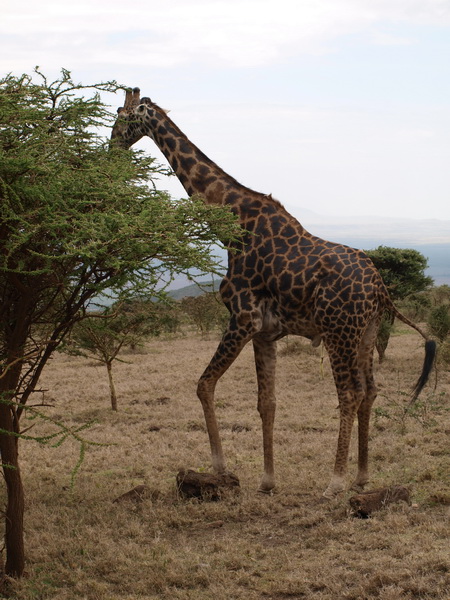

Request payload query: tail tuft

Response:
[411,340,437,402]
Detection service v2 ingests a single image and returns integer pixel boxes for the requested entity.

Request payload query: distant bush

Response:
[375,313,394,363]
[438,339,450,366]
[365,246,433,361]
[427,304,450,343]
[430,284,450,306]
[279,337,319,357]
[398,292,432,321]
[180,293,228,335]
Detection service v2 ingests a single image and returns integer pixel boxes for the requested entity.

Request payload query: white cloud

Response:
[2,0,450,71]
[368,31,414,46]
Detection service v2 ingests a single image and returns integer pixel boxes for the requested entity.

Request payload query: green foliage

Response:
[427,304,450,343]
[11,399,103,488]
[374,391,446,434]
[437,339,450,366]
[374,312,394,363]
[65,303,157,362]
[181,293,229,335]
[365,246,433,301]
[65,297,177,360]
[429,284,450,306]
[398,292,432,321]
[0,68,241,408]
[154,302,182,334]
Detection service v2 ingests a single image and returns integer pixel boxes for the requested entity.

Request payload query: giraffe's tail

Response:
[387,303,437,402]
[410,339,437,402]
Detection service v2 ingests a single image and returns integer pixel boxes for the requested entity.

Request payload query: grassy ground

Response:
[4,328,450,599]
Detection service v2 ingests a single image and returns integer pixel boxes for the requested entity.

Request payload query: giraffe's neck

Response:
[139,104,257,207]
[131,102,308,242]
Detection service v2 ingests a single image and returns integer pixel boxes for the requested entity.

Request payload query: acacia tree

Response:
[64,300,166,410]
[365,246,433,361]
[0,69,239,579]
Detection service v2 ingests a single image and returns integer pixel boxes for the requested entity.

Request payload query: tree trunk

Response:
[0,392,25,577]
[106,361,118,411]
[0,305,29,578]
[3,451,25,577]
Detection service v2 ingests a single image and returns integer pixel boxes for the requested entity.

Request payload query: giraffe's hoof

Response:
[321,491,340,501]
[318,495,333,504]
[350,476,369,493]
[258,473,276,494]
[322,483,345,500]
[257,487,276,496]
[350,483,367,493]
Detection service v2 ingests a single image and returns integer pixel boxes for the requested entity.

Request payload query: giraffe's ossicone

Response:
[111,89,436,499]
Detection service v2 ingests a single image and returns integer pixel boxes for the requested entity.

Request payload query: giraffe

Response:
[111,88,436,499]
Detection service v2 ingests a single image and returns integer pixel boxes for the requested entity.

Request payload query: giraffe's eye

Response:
[136,104,147,115]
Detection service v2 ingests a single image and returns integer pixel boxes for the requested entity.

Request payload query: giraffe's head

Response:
[111,87,168,149]
[111,87,147,148]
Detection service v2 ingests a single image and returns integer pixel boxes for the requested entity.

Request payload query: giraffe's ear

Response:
[162,108,171,114]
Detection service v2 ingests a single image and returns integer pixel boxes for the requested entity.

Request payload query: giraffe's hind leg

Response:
[351,377,377,492]
[323,318,380,498]
[253,336,277,492]
[323,346,365,499]
[351,318,379,491]
[197,315,256,474]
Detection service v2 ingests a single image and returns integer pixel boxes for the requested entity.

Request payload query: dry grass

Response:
[4,329,450,599]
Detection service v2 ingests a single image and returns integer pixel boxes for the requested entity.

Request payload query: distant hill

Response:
[168,279,221,300]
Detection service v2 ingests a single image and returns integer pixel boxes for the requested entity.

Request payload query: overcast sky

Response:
[2,0,450,224]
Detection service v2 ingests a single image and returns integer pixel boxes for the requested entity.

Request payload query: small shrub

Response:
[437,338,450,367]
[181,293,228,336]
[427,304,450,342]
[375,313,394,362]
[398,293,431,321]
[430,284,450,306]
[279,337,319,357]
[374,390,445,434]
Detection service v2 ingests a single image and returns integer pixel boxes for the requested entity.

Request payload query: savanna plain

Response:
[5,326,450,600]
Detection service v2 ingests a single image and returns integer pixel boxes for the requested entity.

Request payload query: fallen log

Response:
[349,485,411,518]
[176,469,240,501]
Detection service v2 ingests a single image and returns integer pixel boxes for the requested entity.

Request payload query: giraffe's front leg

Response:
[196,375,226,474]
[253,337,277,493]
[197,317,255,475]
